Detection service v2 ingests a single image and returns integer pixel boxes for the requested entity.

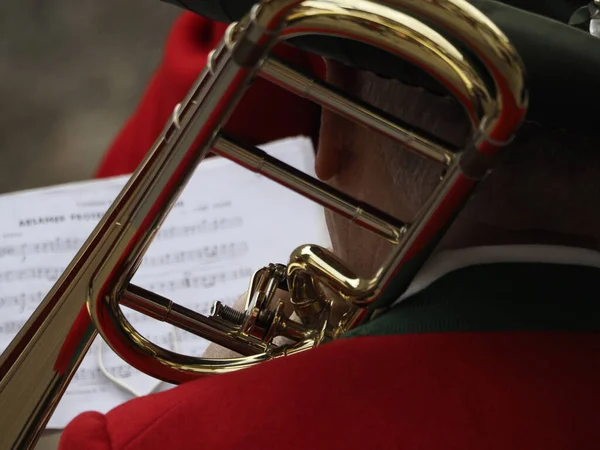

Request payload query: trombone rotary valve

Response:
[209,261,347,353]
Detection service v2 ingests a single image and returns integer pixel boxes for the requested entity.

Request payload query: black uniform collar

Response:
[346,260,600,338]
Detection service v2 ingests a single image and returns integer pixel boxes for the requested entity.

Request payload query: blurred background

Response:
[0,1,181,448]
[0,0,181,195]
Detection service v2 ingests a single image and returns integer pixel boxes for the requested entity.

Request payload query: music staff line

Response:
[0,291,240,340]
[155,217,242,240]
[71,364,140,383]
[139,241,248,268]
[0,237,82,258]
[73,329,217,384]
[0,318,27,336]
[0,243,251,284]
[0,267,249,329]
[0,264,250,314]
[0,267,65,283]
[139,267,254,294]
[0,291,45,313]
[0,283,239,318]
[0,217,244,259]
[72,341,206,385]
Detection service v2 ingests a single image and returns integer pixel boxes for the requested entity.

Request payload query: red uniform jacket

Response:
[94,13,324,179]
[58,12,600,450]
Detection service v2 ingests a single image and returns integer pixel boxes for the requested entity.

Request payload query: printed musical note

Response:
[72,364,136,383]
[140,267,254,293]
[139,242,249,268]
[0,318,27,335]
[0,237,83,259]
[0,291,44,312]
[155,217,243,240]
[0,266,64,282]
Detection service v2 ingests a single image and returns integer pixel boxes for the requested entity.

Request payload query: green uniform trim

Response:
[345,263,600,338]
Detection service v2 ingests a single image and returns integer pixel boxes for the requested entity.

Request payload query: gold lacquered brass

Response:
[0,0,527,448]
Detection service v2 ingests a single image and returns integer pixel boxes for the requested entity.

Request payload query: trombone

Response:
[0,0,527,448]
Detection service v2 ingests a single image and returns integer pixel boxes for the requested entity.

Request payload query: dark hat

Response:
[162,0,600,135]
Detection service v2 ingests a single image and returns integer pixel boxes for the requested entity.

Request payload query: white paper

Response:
[0,136,331,428]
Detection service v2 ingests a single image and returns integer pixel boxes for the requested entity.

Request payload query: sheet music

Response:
[0,136,331,428]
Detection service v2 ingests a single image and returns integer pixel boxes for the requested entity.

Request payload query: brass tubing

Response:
[260,57,454,165]
[213,135,405,243]
[121,285,266,356]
